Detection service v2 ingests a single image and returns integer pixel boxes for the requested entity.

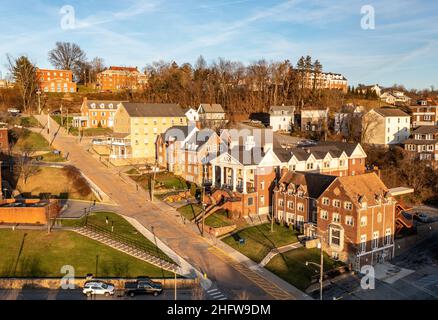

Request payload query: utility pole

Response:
[151,162,158,202]
[174,271,177,301]
[47,108,51,135]
[66,108,69,134]
[201,186,206,237]
[37,90,41,114]
[319,241,324,301]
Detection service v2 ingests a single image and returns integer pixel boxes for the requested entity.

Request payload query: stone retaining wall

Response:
[0,277,199,290]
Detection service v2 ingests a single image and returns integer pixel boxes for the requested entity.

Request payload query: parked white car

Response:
[82,281,115,297]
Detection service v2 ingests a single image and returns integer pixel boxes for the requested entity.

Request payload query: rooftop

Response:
[122,103,186,118]
[373,108,410,117]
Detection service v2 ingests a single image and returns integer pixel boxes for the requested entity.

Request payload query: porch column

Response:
[243,169,247,194]
[233,167,237,192]
[212,164,216,186]
[220,166,224,187]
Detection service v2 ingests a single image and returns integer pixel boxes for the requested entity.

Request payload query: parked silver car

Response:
[82,281,115,297]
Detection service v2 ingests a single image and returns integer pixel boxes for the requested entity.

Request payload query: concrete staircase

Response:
[74,227,179,274]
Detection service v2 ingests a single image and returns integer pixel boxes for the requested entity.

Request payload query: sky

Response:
[0,0,437,89]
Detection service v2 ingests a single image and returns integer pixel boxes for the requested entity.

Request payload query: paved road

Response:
[32,116,279,300]
[0,289,194,300]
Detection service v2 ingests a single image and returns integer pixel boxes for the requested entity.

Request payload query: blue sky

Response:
[0,0,437,89]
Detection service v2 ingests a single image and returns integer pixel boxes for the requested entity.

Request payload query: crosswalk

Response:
[207,288,228,300]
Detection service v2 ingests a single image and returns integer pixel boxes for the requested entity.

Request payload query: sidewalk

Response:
[259,242,303,267]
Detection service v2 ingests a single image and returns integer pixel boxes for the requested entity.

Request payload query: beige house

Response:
[362,108,411,145]
[110,103,187,164]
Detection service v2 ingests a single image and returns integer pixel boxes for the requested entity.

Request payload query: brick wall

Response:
[0,200,61,225]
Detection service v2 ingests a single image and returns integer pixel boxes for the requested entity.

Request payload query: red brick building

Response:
[97,66,148,92]
[274,171,396,270]
[0,127,9,153]
[36,68,76,93]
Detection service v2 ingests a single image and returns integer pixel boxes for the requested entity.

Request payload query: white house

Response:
[357,84,382,97]
[269,105,296,132]
[362,108,411,145]
[185,108,199,122]
[380,91,411,105]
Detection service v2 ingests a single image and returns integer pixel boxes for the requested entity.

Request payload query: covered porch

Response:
[108,133,132,159]
[209,163,256,194]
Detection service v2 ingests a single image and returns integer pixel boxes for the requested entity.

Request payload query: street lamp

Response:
[306,242,324,301]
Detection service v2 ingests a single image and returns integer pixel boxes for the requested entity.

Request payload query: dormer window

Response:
[91,103,96,109]
[109,104,113,109]
[100,104,105,109]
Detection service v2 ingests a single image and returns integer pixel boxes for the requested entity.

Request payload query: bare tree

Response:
[48,42,87,79]
[361,112,380,144]
[7,55,38,114]
[15,141,40,185]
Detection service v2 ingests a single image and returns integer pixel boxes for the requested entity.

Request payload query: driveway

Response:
[32,115,299,300]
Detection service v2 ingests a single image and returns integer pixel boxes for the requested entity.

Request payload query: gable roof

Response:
[121,103,186,117]
[411,126,438,135]
[373,108,410,117]
[185,129,217,151]
[334,173,389,206]
[279,172,337,199]
[164,126,192,142]
[199,104,225,113]
[269,105,296,115]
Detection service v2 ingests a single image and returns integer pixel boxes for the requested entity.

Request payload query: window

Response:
[344,202,353,210]
[377,212,382,223]
[321,210,328,220]
[360,216,367,227]
[332,252,339,260]
[306,162,314,170]
[260,196,265,206]
[288,201,294,210]
[260,181,265,191]
[248,198,254,206]
[372,231,379,249]
[345,216,354,226]
[330,228,341,247]
[333,200,341,208]
[360,235,367,253]
[297,203,304,212]
[322,197,330,206]
[333,213,340,223]
[385,228,392,245]
[279,199,284,207]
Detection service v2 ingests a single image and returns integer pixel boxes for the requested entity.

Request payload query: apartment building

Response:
[404,126,438,163]
[97,66,148,92]
[73,98,125,128]
[197,104,227,129]
[301,108,329,133]
[269,105,296,132]
[274,141,367,177]
[410,99,438,127]
[36,68,76,93]
[362,108,411,145]
[304,72,348,93]
[316,173,396,269]
[110,103,187,163]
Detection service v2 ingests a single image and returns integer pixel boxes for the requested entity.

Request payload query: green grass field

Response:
[265,248,344,291]
[59,212,170,260]
[51,115,112,137]
[222,223,299,263]
[177,204,203,221]
[13,130,51,152]
[132,172,188,192]
[0,229,172,278]
[205,210,234,228]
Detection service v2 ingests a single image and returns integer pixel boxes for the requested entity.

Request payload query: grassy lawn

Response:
[59,212,171,262]
[36,152,66,163]
[0,230,172,278]
[265,247,344,291]
[19,116,41,128]
[52,115,112,137]
[177,204,203,221]
[17,167,97,201]
[205,209,234,228]
[12,130,51,152]
[222,223,299,263]
[132,172,188,192]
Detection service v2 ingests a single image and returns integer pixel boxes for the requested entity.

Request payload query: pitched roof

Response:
[373,108,410,117]
[185,129,217,151]
[412,126,438,135]
[279,172,337,199]
[121,103,186,117]
[335,173,389,206]
[199,104,225,113]
[164,126,192,142]
[269,105,296,115]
